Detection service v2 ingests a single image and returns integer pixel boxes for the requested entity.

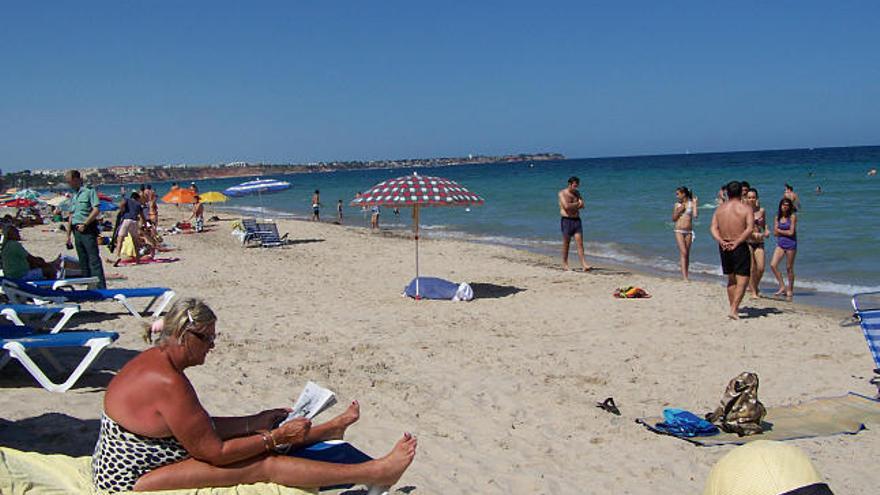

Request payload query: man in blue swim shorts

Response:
[558,176,591,271]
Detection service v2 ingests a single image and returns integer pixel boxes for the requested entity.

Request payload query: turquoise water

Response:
[99,146,880,309]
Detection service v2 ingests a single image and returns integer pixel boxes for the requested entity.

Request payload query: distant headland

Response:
[3,152,564,190]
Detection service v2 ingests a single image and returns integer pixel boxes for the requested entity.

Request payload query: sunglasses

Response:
[187,329,216,345]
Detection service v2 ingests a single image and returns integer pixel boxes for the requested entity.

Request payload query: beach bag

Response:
[706,372,767,436]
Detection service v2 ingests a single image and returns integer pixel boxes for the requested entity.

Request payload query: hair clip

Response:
[187,309,195,325]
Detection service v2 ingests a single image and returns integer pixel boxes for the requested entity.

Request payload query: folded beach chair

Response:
[240,218,270,246]
[255,222,288,248]
[1,279,175,320]
[852,292,880,394]
[0,325,119,392]
[1,303,80,333]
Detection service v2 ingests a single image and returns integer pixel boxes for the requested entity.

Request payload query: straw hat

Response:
[703,441,833,495]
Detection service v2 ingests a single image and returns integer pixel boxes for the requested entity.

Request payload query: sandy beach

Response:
[1,207,876,494]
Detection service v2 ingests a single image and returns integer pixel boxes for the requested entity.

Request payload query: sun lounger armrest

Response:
[49,277,100,291]
[852,292,880,313]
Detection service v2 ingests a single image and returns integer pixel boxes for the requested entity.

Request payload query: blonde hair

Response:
[145,297,217,344]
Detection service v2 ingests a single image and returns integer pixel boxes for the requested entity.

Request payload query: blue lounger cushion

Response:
[0,326,119,348]
[1,304,70,315]
[14,284,169,302]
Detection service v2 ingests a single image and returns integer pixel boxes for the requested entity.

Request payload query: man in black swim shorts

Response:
[710,181,755,319]
[558,176,591,271]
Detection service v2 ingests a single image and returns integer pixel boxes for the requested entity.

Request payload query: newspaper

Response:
[275,381,336,452]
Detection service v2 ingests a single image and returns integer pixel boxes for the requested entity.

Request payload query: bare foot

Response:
[581,265,592,272]
[369,433,418,487]
[727,312,740,320]
[773,288,786,297]
[324,401,360,440]
[561,262,570,271]
[785,292,793,301]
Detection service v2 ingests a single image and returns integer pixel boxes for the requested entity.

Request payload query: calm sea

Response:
[99,146,880,310]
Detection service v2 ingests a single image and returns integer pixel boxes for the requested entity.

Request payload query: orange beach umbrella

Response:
[162,188,197,205]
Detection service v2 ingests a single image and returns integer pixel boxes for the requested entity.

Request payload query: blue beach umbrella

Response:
[224,178,291,213]
[223,178,291,197]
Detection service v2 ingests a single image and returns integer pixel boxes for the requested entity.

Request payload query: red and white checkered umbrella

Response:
[350,173,484,208]
[351,173,484,299]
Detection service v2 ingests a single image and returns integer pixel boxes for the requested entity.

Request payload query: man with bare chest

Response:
[710,181,755,319]
[558,176,591,271]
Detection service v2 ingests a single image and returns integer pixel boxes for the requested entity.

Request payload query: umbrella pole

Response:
[414,205,421,300]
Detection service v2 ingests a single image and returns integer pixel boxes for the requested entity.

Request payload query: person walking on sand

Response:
[710,181,754,319]
[370,205,380,230]
[672,186,697,281]
[312,190,321,221]
[65,170,107,289]
[337,200,344,224]
[558,176,590,271]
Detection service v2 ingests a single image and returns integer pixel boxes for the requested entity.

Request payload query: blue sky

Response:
[1,1,878,171]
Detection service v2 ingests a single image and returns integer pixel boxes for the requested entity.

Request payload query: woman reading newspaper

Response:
[92,297,417,492]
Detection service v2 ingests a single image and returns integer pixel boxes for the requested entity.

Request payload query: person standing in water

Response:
[672,186,697,281]
[311,190,321,221]
[337,200,344,224]
[770,197,798,301]
[746,188,769,298]
[710,181,754,319]
[783,184,801,210]
[558,176,590,272]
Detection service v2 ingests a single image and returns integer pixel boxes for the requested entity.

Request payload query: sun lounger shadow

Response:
[470,283,525,299]
[0,413,100,456]
[739,307,785,318]
[62,310,125,327]
[287,238,326,245]
[0,346,139,392]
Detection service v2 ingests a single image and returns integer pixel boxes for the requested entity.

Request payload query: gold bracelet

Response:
[267,430,278,450]
[257,430,271,452]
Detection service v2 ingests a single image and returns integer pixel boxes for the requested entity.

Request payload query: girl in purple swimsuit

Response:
[770,198,797,300]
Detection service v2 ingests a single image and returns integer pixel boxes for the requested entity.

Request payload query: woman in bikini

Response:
[746,188,769,298]
[769,198,798,300]
[672,186,697,281]
[93,298,416,493]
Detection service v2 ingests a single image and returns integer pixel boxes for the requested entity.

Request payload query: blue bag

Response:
[653,408,719,437]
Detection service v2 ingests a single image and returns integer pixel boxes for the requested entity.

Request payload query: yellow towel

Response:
[0,447,317,495]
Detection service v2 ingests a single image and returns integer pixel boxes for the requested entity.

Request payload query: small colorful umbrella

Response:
[350,172,484,298]
[4,198,37,208]
[162,188,197,205]
[198,191,228,203]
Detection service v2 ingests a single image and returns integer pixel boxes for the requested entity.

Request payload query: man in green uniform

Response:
[65,170,106,289]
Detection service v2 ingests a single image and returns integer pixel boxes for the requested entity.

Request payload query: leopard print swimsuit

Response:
[92,412,189,492]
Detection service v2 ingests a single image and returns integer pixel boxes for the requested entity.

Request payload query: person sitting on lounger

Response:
[93,297,417,492]
[1,226,56,280]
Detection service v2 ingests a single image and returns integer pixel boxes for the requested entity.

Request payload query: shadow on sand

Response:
[471,283,525,299]
[0,413,100,456]
[0,346,139,392]
[740,306,785,318]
